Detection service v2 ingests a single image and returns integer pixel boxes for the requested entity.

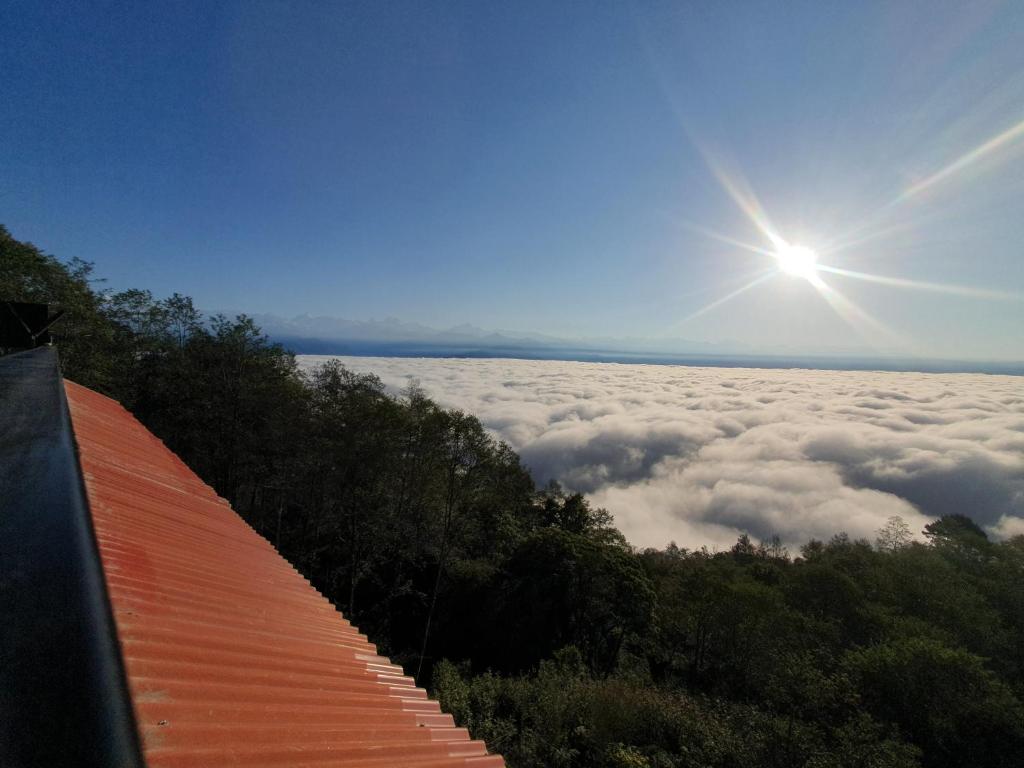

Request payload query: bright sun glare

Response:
[774,243,819,280]
[677,82,1024,340]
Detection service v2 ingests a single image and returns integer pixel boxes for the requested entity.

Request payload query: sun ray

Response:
[674,219,777,258]
[680,264,785,298]
[898,115,1024,202]
[810,116,1024,263]
[677,271,777,324]
[807,275,911,350]
[817,265,1023,301]
[693,143,785,248]
[817,220,920,258]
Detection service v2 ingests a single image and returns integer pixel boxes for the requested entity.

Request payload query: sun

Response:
[774,242,819,280]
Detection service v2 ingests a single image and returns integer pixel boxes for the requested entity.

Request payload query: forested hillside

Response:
[4,224,1024,768]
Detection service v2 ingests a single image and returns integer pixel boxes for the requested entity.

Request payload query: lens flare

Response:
[675,126,1019,348]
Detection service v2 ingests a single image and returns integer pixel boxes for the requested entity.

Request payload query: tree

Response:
[162,293,201,348]
[0,225,117,389]
[482,528,654,677]
[876,515,912,553]
[923,514,989,549]
[731,533,759,563]
[416,410,493,677]
[843,637,1024,768]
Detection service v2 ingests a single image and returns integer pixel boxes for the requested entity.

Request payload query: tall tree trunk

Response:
[416,460,458,680]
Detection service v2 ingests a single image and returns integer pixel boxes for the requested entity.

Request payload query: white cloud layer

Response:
[299,356,1024,550]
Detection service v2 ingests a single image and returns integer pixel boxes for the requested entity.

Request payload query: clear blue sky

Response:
[3,1,1023,359]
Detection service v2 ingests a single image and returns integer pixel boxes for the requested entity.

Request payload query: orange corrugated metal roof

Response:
[65,380,504,768]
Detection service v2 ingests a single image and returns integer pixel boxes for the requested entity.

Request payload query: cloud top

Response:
[299,356,1024,550]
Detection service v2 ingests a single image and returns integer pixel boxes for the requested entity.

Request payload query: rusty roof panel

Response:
[65,381,504,768]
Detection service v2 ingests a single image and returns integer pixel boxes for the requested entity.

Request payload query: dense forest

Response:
[4,223,1024,768]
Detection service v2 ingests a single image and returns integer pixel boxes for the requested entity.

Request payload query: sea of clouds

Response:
[299,356,1024,551]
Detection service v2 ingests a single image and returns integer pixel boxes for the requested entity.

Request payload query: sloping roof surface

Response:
[66,380,503,768]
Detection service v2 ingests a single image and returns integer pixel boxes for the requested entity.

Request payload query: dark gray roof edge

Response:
[0,347,145,767]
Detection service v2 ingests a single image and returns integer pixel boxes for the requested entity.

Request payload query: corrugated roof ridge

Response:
[65,380,504,768]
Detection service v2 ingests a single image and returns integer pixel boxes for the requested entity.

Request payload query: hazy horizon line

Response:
[290,340,1024,377]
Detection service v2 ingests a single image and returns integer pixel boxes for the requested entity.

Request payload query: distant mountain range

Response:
[249,313,767,356]
[247,313,1024,376]
[251,314,568,348]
